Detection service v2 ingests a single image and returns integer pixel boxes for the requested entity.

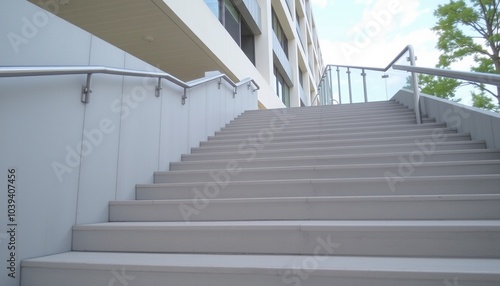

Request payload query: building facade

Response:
[28,0,325,108]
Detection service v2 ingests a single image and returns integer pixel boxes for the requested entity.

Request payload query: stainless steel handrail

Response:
[393,65,500,86]
[0,66,260,104]
[316,45,421,124]
[332,45,416,72]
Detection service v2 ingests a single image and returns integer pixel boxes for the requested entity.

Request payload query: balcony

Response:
[235,0,262,35]
[272,32,293,85]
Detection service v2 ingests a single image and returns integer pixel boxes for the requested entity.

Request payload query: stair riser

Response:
[191,135,471,154]
[155,163,500,183]
[210,123,446,140]
[109,198,500,222]
[72,226,500,258]
[171,151,500,170]
[181,142,486,161]
[201,128,457,147]
[136,177,500,200]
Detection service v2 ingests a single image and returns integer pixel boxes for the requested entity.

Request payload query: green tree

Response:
[421,0,500,111]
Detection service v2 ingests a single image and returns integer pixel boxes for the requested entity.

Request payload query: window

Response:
[274,66,290,107]
[204,0,256,65]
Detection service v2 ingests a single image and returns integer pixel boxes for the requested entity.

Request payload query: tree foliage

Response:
[421,0,500,112]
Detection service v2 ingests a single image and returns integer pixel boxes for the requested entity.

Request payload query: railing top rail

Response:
[326,45,415,72]
[393,64,500,87]
[0,65,260,91]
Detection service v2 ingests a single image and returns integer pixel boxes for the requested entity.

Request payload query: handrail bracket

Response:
[182,88,187,105]
[155,78,162,98]
[81,73,92,103]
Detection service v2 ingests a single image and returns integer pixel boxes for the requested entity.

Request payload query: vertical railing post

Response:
[347,67,353,104]
[336,66,342,104]
[408,46,421,124]
[361,69,368,103]
[328,66,333,105]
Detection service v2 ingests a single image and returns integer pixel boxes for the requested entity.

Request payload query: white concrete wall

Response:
[0,2,257,286]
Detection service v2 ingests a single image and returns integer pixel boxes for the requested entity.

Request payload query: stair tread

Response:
[173,149,500,165]
[171,149,500,165]
[111,194,500,205]
[195,133,471,151]
[23,252,500,276]
[139,174,500,187]
[73,220,500,230]
[183,140,487,158]
[158,159,500,175]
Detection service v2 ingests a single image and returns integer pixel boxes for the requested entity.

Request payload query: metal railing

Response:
[393,65,500,86]
[316,45,420,123]
[0,66,260,105]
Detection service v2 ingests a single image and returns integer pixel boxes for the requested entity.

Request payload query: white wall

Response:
[0,2,257,286]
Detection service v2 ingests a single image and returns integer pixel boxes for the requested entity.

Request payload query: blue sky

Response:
[308,0,478,103]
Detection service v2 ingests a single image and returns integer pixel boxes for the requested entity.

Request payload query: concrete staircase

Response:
[22,101,500,285]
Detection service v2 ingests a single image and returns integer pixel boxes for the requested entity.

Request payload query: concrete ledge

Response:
[392,89,500,149]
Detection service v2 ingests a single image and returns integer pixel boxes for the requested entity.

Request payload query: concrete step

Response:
[210,122,447,140]
[227,110,417,127]
[192,133,471,154]
[136,174,500,200]
[216,117,429,136]
[23,252,500,286]
[109,194,500,222]
[72,220,500,258]
[171,149,500,171]
[181,140,486,161]
[201,127,457,147]
[155,160,500,184]
[238,102,408,118]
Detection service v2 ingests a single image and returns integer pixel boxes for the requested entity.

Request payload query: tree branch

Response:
[463,81,500,99]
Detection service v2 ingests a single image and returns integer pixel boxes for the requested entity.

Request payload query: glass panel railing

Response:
[317,46,417,105]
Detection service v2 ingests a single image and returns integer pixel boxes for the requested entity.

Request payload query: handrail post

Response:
[408,46,421,124]
[336,66,342,104]
[361,69,368,103]
[328,66,333,105]
[347,67,353,104]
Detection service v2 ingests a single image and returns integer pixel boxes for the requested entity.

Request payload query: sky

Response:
[309,0,477,104]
